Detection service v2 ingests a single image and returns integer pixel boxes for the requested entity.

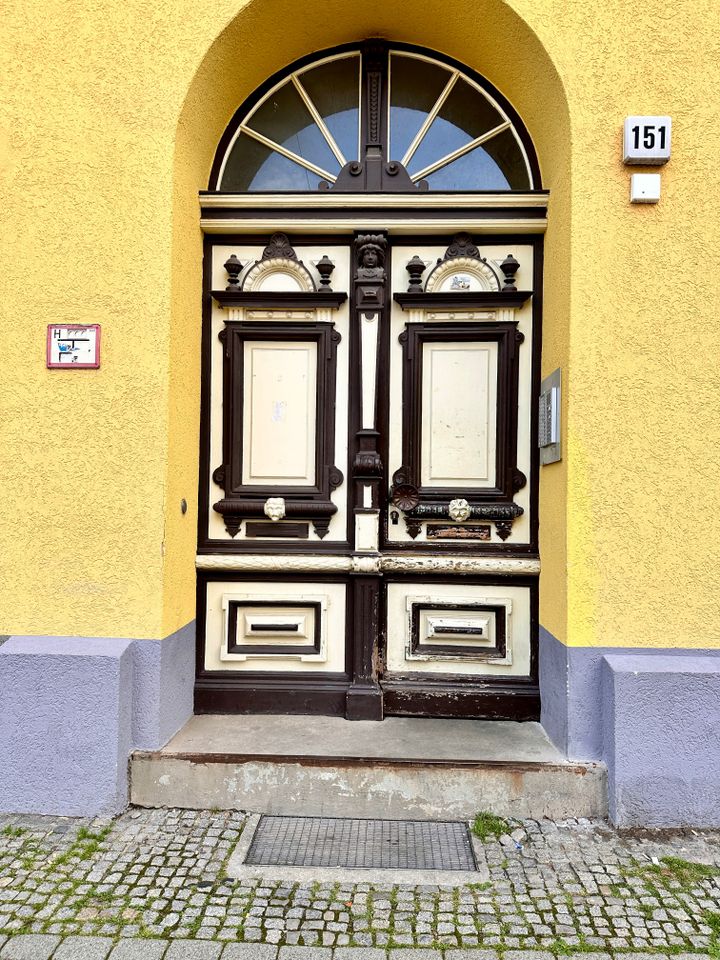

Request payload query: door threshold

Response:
[130,715,608,820]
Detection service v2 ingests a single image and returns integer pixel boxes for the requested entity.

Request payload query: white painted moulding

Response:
[196,553,541,574]
[201,217,548,235]
[200,192,549,210]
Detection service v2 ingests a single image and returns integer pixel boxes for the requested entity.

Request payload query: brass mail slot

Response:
[226,602,321,658]
[408,602,508,662]
[433,623,487,636]
[249,622,300,632]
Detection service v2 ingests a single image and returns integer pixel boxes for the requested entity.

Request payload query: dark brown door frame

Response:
[195,229,543,721]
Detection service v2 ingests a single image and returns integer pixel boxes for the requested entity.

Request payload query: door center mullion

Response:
[350,231,389,524]
[345,230,389,721]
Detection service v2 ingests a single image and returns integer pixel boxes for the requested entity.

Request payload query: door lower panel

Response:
[196,571,537,719]
[195,676,540,720]
[381,680,540,721]
[385,581,532,677]
[195,676,350,716]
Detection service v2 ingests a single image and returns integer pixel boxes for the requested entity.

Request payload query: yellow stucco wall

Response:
[1,0,719,651]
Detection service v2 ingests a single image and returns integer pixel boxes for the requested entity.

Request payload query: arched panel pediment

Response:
[242,258,316,293]
[425,256,500,293]
[240,232,317,292]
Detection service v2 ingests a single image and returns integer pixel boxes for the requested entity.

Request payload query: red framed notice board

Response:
[47,324,101,368]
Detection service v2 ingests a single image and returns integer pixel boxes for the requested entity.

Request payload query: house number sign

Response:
[47,324,101,368]
[623,116,671,164]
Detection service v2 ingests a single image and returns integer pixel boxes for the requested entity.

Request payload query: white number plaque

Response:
[623,116,671,165]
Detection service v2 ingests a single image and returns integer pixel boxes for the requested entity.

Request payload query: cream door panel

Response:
[242,341,317,486]
[360,313,379,430]
[387,243,534,545]
[385,581,531,677]
[207,244,350,542]
[420,341,497,487]
[204,580,346,672]
[355,511,380,552]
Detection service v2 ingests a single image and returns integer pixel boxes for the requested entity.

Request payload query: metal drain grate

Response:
[244,815,477,872]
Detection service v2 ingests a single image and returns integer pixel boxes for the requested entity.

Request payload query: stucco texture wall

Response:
[1,0,719,652]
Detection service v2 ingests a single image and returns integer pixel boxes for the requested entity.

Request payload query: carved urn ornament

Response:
[315,255,335,291]
[499,254,520,291]
[223,254,243,291]
[405,255,426,293]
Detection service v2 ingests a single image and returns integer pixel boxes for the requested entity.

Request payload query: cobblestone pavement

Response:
[0,808,719,959]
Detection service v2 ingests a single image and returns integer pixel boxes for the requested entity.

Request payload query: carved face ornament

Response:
[448,498,471,522]
[264,497,286,522]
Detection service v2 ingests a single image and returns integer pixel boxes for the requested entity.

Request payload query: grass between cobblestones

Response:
[471,813,509,843]
[0,809,719,956]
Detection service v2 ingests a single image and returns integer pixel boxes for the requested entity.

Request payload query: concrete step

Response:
[130,715,607,820]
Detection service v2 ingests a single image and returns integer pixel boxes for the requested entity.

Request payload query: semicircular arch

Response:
[162,0,573,647]
[207,41,543,194]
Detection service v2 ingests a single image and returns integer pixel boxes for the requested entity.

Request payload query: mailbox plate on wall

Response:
[47,324,101,368]
[623,116,671,165]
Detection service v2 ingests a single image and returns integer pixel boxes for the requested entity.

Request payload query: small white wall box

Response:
[630,173,661,204]
[623,116,671,164]
[47,324,101,368]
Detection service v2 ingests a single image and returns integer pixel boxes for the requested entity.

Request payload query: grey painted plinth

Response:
[602,653,720,827]
[0,637,134,816]
[131,715,606,820]
[539,626,720,761]
[0,625,194,817]
[131,623,196,750]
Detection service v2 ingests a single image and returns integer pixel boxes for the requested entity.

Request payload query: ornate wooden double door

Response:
[196,227,540,720]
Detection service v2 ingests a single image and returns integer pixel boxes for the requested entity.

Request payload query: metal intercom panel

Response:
[539,368,561,465]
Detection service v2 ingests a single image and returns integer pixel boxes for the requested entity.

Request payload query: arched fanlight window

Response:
[212,44,540,193]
